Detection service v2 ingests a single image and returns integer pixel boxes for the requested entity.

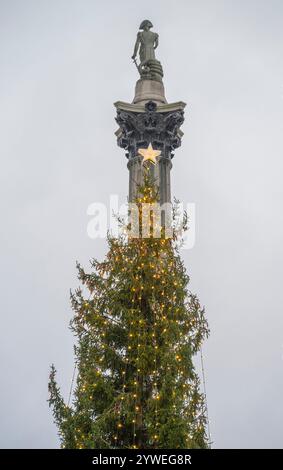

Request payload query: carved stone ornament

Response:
[115,101,184,160]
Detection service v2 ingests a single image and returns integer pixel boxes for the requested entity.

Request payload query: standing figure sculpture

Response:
[132,20,164,82]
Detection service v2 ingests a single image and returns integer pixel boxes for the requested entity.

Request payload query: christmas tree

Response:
[48,179,209,449]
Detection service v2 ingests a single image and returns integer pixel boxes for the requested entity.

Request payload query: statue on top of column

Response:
[132,20,164,82]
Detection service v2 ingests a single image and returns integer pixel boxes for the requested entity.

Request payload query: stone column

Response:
[127,155,143,202]
[159,156,172,205]
[158,156,172,229]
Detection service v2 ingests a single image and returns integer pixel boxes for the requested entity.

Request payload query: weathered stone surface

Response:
[133,79,167,105]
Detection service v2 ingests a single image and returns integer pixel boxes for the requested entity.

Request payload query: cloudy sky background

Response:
[1,0,283,448]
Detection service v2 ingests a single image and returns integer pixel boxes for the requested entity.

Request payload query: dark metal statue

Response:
[132,20,163,82]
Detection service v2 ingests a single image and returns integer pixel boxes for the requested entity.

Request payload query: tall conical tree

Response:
[48,180,209,449]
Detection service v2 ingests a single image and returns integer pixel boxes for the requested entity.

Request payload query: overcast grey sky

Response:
[1,0,283,448]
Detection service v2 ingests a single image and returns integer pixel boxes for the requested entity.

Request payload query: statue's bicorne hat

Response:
[139,20,153,30]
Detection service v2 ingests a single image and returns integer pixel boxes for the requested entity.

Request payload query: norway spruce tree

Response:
[48,180,209,449]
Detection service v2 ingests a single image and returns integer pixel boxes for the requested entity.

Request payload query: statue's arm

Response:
[154,33,159,49]
[132,33,141,59]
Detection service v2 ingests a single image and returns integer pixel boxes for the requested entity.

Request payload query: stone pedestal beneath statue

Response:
[133,79,167,105]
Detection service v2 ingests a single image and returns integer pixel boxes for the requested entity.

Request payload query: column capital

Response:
[115,100,185,161]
